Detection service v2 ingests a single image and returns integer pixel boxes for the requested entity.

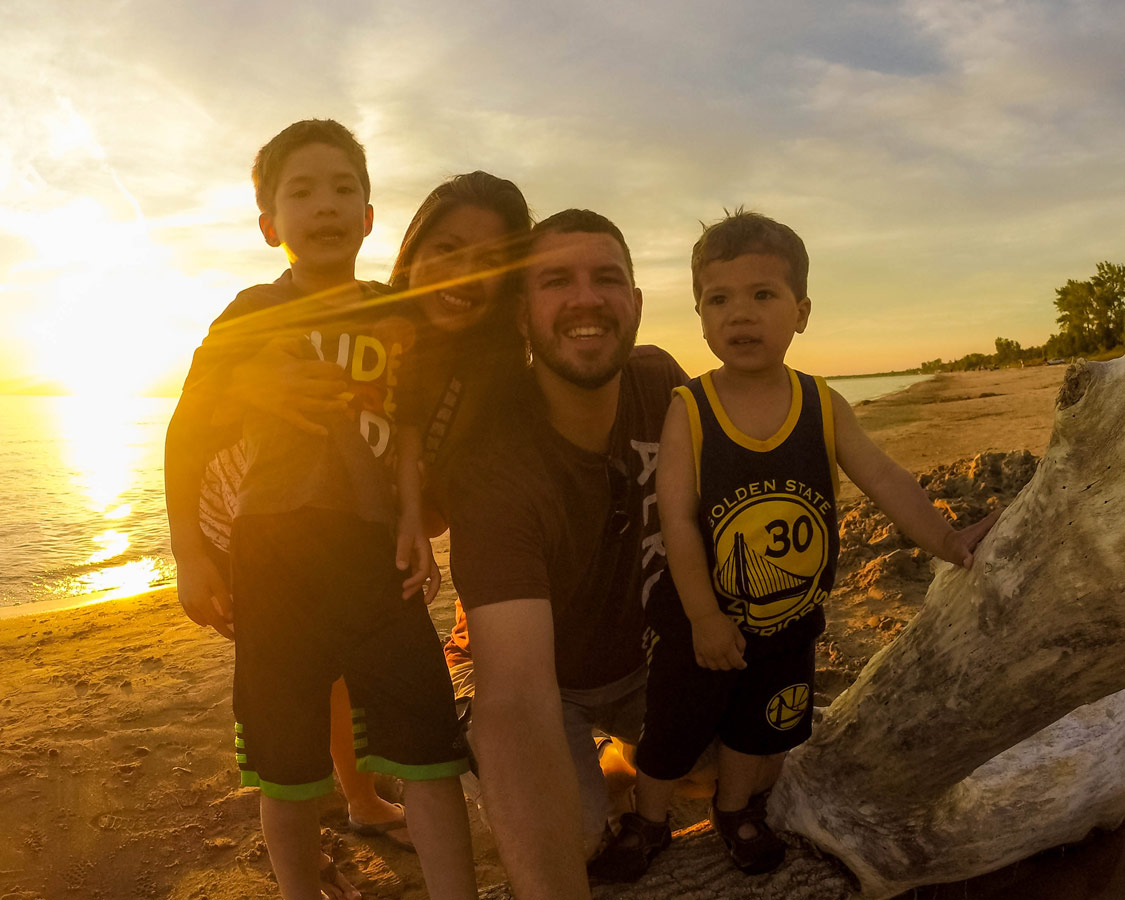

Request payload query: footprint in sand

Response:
[138,657,163,673]
[92,812,131,831]
[74,680,90,698]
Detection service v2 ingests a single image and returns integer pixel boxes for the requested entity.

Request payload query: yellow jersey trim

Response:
[814,376,840,498]
[700,367,802,452]
[672,385,703,495]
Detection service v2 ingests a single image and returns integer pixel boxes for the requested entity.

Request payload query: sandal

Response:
[709,790,786,874]
[587,811,671,883]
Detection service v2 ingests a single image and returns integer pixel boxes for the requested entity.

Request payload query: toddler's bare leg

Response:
[716,746,786,839]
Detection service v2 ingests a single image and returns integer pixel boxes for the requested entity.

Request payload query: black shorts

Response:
[636,600,816,781]
[230,508,467,800]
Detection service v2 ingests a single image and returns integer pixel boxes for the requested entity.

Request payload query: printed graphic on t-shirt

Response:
[707,479,831,634]
[309,314,417,460]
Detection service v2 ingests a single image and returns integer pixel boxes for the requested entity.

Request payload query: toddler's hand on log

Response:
[691,612,747,670]
[944,509,1002,568]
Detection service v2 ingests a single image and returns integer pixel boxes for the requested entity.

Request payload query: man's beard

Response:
[528,318,639,390]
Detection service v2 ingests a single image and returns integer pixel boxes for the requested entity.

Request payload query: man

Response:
[448,210,686,898]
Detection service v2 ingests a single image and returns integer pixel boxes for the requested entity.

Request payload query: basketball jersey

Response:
[677,367,839,652]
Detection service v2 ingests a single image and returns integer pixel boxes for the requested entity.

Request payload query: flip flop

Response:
[320,856,361,900]
[348,802,416,853]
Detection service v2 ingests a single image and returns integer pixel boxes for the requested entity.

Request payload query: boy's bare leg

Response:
[402,777,477,900]
[259,794,324,900]
[715,746,786,838]
[329,679,409,830]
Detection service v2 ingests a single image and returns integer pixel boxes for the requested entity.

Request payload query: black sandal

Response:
[709,790,786,874]
[587,811,671,883]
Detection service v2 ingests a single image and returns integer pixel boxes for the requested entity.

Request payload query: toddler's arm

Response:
[831,390,998,568]
[395,424,440,603]
[657,395,747,670]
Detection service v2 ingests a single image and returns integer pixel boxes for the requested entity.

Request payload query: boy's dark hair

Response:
[389,171,531,290]
[529,209,635,284]
[252,119,370,215]
[691,208,809,304]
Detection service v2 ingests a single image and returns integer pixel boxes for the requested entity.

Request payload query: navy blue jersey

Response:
[679,368,839,652]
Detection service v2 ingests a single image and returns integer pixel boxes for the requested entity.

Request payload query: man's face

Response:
[521,231,643,390]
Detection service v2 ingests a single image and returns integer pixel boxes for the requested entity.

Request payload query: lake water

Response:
[0,373,930,613]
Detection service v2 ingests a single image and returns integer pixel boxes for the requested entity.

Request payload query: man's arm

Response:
[466,598,592,900]
[832,390,998,567]
[657,395,746,670]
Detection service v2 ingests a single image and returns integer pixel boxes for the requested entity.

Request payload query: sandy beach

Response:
[2,364,1119,900]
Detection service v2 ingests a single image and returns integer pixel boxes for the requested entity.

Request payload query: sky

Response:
[2,0,1123,395]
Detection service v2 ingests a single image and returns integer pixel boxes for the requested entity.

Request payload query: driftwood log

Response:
[770,356,1125,898]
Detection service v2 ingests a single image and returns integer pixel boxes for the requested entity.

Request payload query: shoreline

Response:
[0,370,937,623]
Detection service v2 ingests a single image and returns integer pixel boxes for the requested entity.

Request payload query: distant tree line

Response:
[920,261,1125,372]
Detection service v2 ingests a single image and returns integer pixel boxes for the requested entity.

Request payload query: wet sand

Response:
[1,364,1121,899]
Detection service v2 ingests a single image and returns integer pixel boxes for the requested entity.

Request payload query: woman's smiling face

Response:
[409,204,509,332]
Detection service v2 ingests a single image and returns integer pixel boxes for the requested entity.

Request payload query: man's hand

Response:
[175,549,234,639]
[690,611,747,670]
[942,509,1002,569]
[396,518,441,603]
[229,336,349,435]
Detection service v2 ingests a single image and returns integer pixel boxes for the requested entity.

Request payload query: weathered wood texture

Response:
[770,357,1125,898]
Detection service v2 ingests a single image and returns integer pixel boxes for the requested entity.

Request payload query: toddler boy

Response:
[591,210,996,882]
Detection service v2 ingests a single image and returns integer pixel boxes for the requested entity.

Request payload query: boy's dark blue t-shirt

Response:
[181,271,420,526]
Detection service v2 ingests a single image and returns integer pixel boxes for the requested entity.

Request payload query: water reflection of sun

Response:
[50,394,169,601]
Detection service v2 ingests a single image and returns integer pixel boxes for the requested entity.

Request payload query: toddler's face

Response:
[697,253,810,376]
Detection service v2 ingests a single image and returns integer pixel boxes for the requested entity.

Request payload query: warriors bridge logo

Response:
[709,486,829,635]
[767,683,810,731]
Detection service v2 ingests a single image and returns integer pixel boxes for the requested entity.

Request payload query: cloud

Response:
[2,0,1123,381]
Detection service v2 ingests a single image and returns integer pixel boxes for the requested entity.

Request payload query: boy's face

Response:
[520,230,642,390]
[697,253,811,376]
[259,142,373,283]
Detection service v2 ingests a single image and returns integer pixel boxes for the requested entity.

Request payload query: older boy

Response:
[590,210,997,881]
[165,120,474,900]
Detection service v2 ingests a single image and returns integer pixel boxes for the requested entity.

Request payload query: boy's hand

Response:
[175,550,234,640]
[230,336,349,435]
[690,612,747,670]
[942,509,1002,569]
[396,520,441,604]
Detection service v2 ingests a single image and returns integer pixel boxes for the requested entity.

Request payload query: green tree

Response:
[1054,262,1125,354]
[994,337,1022,364]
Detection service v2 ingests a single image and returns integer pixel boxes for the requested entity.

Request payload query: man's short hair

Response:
[251,119,371,215]
[691,208,809,303]
[529,209,635,284]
